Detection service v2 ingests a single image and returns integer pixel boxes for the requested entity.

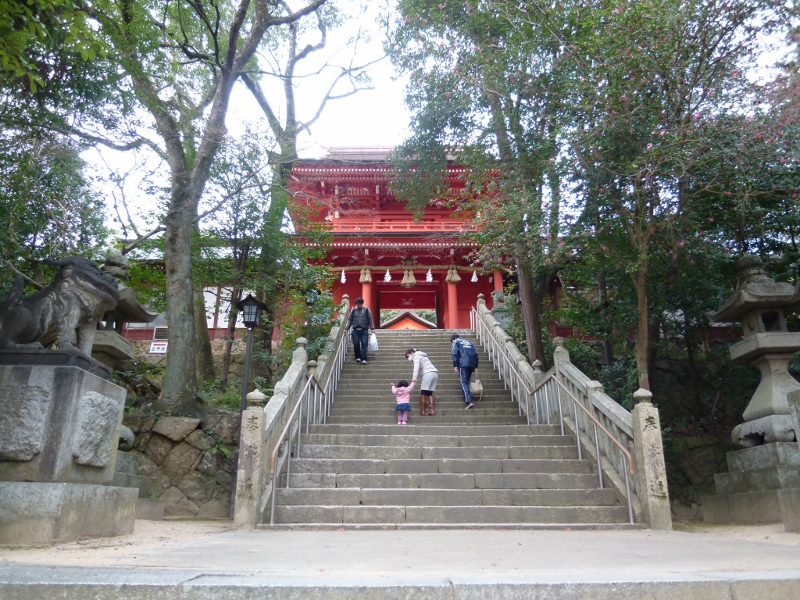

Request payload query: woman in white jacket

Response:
[405,348,439,416]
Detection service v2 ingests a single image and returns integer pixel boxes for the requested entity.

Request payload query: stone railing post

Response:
[631,388,672,530]
[532,360,543,387]
[233,406,264,529]
[553,337,570,374]
[307,360,317,378]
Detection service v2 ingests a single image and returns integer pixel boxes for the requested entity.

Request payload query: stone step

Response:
[273,504,629,524]
[325,415,528,425]
[288,471,600,490]
[307,424,560,436]
[276,487,618,506]
[330,407,522,417]
[301,433,576,447]
[331,399,513,408]
[335,379,507,389]
[289,456,583,475]
[274,329,629,528]
[298,445,580,460]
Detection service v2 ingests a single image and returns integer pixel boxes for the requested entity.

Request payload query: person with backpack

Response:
[345,297,375,364]
[451,334,479,409]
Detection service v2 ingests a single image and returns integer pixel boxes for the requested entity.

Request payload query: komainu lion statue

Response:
[0,257,119,355]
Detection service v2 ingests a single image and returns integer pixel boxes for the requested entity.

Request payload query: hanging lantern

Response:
[340,270,346,284]
[384,269,392,282]
[400,269,417,288]
[445,266,461,284]
[471,271,478,282]
[426,269,433,283]
[359,268,372,283]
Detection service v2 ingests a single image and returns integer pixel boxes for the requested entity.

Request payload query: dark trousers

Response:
[458,367,475,404]
[351,329,369,361]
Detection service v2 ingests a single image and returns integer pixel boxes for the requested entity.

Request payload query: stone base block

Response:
[702,490,783,524]
[0,482,136,547]
[726,442,800,471]
[779,488,800,532]
[703,488,800,531]
[112,471,151,498]
[714,464,800,495]
[135,498,164,521]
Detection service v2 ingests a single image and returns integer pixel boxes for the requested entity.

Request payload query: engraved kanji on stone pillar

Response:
[631,388,672,530]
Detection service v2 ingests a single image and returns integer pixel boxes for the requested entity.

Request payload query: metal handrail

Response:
[532,373,635,524]
[471,306,635,524]
[470,308,535,423]
[267,317,350,525]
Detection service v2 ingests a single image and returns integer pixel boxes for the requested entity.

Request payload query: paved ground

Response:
[2,520,800,599]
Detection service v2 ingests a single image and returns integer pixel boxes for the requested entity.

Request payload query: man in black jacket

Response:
[452,334,479,408]
[345,297,375,364]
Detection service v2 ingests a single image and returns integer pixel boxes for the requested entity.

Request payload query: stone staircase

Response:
[271,329,631,527]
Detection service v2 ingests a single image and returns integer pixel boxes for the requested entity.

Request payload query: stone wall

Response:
[122,411,240,518]
[131,340,246,374]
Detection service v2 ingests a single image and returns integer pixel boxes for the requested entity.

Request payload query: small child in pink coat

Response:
[391,379,415,425]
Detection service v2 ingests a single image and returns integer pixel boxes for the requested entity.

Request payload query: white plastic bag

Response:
[469,377,483,401]
[368,332,379,351]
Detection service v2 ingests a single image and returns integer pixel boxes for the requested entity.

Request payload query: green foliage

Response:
[196,376,259,411]
[125,256,167,315]
[0,133,108,292]
[0,0,105,92]
[598,359,639,411]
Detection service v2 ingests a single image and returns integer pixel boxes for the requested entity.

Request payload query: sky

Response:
[226,0,411,158]
[87,0,410,235]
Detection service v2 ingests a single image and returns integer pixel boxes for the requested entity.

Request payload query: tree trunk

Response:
[597,270,614,365]
[220,288,241,389]
[633,262,651,390]
[160,185,201,414]
[194,287,216,384]
[646,316,661,389]
[516,250,547,368]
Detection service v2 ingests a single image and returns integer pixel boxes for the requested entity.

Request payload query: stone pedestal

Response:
[702,442,800,532]
[0,363,126,484]
[91,329,135,370]
[0,359,137,545]
[0,482,136,547]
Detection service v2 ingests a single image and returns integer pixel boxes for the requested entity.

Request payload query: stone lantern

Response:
[709,254,800,446]
[703,254,800,530]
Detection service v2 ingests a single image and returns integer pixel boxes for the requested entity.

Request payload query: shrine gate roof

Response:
[287,153,476,236]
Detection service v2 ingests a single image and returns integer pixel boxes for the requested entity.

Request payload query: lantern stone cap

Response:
[709,254,800,323]
[296,337,308,347]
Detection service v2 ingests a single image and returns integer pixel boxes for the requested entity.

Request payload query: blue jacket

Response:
[452,337,479,368]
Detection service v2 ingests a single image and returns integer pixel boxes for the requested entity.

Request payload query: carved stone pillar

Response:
[631,388,672,530]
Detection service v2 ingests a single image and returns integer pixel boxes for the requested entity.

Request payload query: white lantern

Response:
[340,270,346,283]
[426,269,433,282]
[384,269,392,282]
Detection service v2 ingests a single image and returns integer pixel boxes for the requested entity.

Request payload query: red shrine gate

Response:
[287,148,504,329]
